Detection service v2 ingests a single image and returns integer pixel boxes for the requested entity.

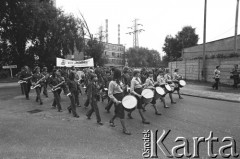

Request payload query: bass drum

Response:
[122,95,137,111]
[141,88,154,104]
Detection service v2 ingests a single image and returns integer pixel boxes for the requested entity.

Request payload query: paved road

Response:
[0,86,239,159]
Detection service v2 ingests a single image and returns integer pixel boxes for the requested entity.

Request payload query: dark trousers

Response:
[35,87,42,103]
[20,83,25,95]
[23,82,31,99]
[86,99,101,122]
[105,100,114,111]
[42,82,48,97]
[233,76,239,88]
[52,89,62,111]
[75,90,80,106]
[212,78,220,90]
[84,98,89,107]
[68,93,78,116]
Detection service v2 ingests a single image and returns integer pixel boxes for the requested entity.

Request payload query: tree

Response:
[85,38,106,66]
[162,26,199,61]
[0,0,84,69]
[126,47,161,67]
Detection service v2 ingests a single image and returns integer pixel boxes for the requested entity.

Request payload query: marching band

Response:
[17,65,186,135]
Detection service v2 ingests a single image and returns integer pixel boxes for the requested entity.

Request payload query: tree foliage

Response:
[0,0,84,69]
[126,47,161,67]
[162,26,199,61]
[85,38,106,67]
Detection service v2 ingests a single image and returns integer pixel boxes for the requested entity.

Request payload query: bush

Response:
[0,70,9,79]
[216,54,225,58]
[228,53,239,58]
[210,55,216,59]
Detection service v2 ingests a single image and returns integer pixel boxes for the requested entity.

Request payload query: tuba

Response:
[31,76,46,89]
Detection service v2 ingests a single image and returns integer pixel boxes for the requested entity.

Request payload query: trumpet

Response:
[31,76,46,89]
[51,81,65,92]
[17,76,33,84]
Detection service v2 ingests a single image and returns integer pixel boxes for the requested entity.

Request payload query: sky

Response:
[56,0,239,58]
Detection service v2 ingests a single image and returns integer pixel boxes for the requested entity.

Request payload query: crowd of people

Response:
[16,65,185,135]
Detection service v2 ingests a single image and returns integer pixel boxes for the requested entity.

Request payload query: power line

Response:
[126,19,145,48]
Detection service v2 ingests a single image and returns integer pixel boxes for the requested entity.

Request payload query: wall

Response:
[168,57,240,85]
[183,35,240,60]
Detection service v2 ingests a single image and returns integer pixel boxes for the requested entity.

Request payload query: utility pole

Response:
[126,19,145,48]
[234,0,239,54]
[202,0,207,81]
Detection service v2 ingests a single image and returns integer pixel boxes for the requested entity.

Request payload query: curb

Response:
[179,92,240,103]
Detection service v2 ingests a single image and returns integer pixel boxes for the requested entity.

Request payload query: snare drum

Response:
[122,95,137,110]
[179,80,186,87]
[155,87,165,98]
[165,84,172,92]
[141,89,154,104]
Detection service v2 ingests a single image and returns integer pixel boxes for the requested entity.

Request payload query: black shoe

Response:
[171,101,176,104]
[86,115,91,120]
[105,107,110,113]
[40,102,43,105]
[97,121,103,125]
[142,107,146,112]
[128,113,133,119]
[58,109,63,112]
[73,114,79,118]
[142,120,150,124]
[155,112,161,115]
[67,107,71,113]
[109,120,115,127]
[123,130,131,135]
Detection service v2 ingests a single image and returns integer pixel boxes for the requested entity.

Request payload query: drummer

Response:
[129,69,150,124]
[156,69,173,108]
[144,70,161,115]
[122,67,131,95]
[108,69,131,135]
[172,69,183,99]
[163,69,177,104]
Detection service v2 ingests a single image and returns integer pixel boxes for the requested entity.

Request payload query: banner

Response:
[56,57,94,67]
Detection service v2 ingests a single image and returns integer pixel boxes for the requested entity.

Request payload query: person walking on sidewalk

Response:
[230,64,240,89]
[212,66,220,90]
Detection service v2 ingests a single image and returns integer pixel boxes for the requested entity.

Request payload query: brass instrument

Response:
[18,80,27,84]
[17,76,32,84]
[31,76,46,89]
[51,81,65,92]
